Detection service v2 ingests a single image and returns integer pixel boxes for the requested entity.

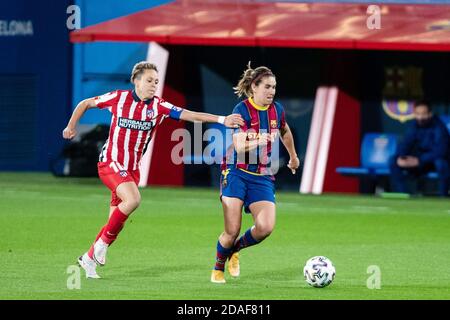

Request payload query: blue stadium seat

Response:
[337,117,450,193]
[336,133,398,177]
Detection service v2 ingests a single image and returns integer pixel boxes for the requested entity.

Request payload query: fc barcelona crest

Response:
[382,66,423,99]
[382,100,415,123]
[381,65,423,123]
[270,120,277,128]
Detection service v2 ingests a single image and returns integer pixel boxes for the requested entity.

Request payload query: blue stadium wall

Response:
[0,0,171,171]
[161,46,450,189]
[0,0,73,171]
[73,0,171,125]
[2,0,449,181]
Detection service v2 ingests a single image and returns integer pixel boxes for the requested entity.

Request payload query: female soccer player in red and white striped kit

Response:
[63,61,244,278]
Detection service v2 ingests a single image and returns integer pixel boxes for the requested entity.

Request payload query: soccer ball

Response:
[303,256,336,288]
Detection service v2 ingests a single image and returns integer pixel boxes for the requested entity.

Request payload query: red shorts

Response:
[97,161,140,207]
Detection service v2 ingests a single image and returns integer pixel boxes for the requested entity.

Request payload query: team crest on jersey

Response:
[270,120,278,128]
[119,170,128,177]
[147,109,154,119]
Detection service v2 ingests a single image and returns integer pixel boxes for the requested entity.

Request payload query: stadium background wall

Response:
[1,0,450,193]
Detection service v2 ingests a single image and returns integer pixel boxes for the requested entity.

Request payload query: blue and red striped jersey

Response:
[222,97,286,176]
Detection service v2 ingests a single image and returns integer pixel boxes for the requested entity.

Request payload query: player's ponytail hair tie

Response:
[233,61,275,98]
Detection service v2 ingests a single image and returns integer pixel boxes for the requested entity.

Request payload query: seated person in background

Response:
[389,100,450,197]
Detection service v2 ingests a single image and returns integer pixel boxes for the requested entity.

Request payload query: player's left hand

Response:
[287,156,300,174]
[224,114,245,128]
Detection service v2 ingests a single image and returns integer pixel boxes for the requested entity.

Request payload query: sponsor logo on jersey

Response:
[118,117,153,131]
[247,132,278,141]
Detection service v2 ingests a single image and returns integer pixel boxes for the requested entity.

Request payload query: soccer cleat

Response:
[93,238,108,266]
[228,252,240,277]
[211,270,226,284]
[78,254,101,279]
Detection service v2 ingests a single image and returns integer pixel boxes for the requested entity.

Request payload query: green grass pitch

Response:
[1,172,449,300]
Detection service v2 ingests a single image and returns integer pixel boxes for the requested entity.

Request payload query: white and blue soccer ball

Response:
[303,256,336,288]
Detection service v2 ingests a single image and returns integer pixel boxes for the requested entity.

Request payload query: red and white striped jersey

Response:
[95,90,183,171]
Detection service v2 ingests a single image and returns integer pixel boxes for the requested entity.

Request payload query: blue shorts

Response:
[220,168,275,213]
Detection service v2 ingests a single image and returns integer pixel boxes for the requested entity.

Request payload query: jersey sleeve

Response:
[276,102,287,130]
[94,90,119,112]
[158,99,184,121]
[280,109,287,130]
[232,104,248,134]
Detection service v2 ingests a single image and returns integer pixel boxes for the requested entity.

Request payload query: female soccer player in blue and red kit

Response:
[63,61,244,279]
[211,63,300,283]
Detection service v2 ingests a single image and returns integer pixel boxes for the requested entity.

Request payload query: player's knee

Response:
[125,194,141,211]
[222,229,239,244]
[132,195,141,209]
[256,222,274,239]
[224,229,240,242]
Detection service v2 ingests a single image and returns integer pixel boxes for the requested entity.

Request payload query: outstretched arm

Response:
[280,123,300,174]
[179,109,244,128]
[233,132,273,154]
[62,98,97,140]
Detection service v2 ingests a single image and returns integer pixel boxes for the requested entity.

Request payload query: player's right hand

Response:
[62,126,77,140]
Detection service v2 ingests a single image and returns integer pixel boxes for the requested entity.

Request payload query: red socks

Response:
[100,207,129,245]
[86,208,129,259]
